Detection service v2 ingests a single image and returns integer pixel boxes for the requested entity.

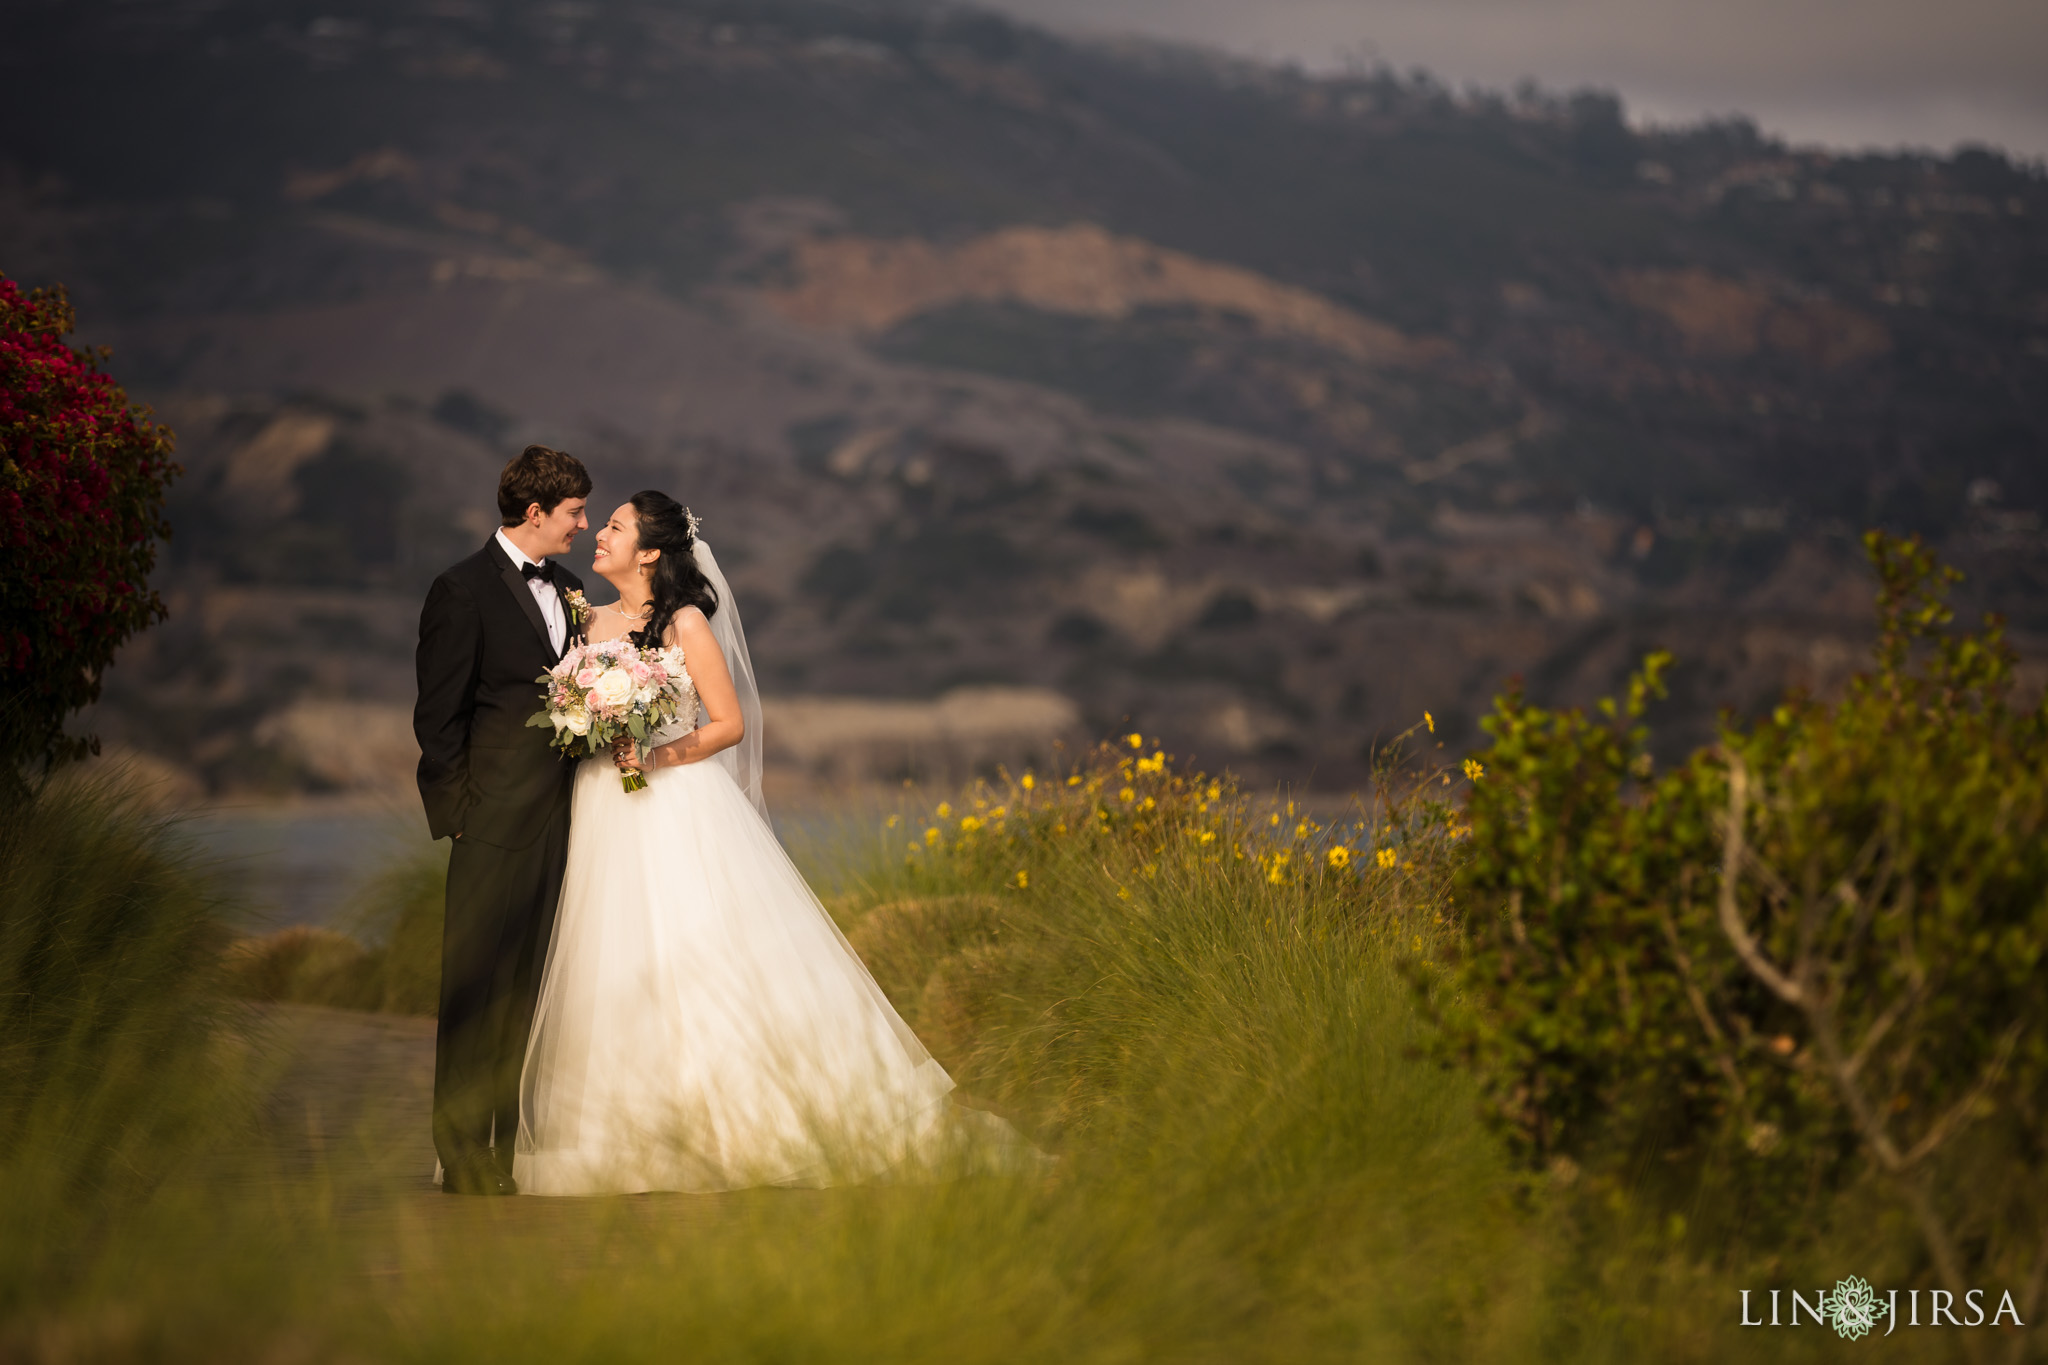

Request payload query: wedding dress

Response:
[512,543,1034,1195]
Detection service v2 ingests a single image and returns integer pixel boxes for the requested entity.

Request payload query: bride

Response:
[512,490,1032,1195]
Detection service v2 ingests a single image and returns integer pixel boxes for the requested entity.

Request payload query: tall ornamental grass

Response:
[0,774,237,1306]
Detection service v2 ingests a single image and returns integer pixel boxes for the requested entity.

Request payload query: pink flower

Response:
[629,661,651,684]
[576,668,598,688]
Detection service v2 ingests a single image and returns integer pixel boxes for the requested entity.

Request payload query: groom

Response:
[414,444,591,1195]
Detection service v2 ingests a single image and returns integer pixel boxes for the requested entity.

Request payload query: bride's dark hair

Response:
[627,490,717,646]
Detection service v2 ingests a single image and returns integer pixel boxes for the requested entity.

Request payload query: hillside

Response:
[3,0,2045,793]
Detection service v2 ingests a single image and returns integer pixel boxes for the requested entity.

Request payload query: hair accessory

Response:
[683,506,703,540]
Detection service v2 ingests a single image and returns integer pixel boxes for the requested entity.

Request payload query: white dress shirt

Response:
[495,528,568,654]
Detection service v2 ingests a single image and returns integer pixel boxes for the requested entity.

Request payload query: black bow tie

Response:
[520,560,557,585]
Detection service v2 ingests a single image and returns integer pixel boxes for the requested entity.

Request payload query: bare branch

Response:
[1655,899,1749,1113]
[1716,755,1804,1005]
[1843,986,1918,1082]
[1806,992,1971,1302]
[1901,1023,2021,1169]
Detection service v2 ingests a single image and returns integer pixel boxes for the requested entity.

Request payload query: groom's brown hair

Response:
[498,444,592,525]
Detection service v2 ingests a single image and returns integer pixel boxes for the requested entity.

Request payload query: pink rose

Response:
[576,668,598,688]
[629,661,651,684]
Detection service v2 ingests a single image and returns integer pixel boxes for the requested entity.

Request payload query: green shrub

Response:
[220,926,379,1010]
[221,846,446,1016]
[1438,533,2048,1312]
[344,845,446,1016]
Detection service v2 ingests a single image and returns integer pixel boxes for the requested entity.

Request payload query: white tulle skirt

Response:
[513,752,1027,1195]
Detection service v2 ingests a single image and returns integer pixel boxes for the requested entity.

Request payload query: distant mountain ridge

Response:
[2,0,2043,793]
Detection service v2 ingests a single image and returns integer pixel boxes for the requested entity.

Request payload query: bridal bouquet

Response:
[528,639,697,792]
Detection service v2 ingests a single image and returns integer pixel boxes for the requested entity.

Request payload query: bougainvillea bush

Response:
[0,276,178,772]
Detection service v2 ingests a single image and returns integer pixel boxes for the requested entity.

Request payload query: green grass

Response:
[0,774,241,1308]
[0,753,1999,1362]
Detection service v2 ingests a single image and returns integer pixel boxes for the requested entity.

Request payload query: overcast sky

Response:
[981,0,2048,160]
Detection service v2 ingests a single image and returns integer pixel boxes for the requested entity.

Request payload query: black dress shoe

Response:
[442,1150,519,1196]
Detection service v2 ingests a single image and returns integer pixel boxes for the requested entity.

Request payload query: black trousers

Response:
[432,800,570,1174]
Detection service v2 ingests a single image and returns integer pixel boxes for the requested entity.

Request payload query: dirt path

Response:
[239,1005,828,1270]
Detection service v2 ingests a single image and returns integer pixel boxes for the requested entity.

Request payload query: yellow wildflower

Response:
[885,814,900,829]
[1021,773,1036,791]
[1054,821,1068,835]
[1267,866,1286,885]
[1327,846,1352,869]
[1119,786,1135,803]
[1294,821,1310,839]
[1269,813,1281,826]
[936,801,952,819]
[1117,885,1131,901]
[1067,774,1082,787]
[1126,732,1144,749]
[1141,796,1156,811]
[1376,848,1397,869]
[991,805,1007,818]
[1424,711,1434,733]
[1463,758,1484,781]
[925,827,941,847]
[1013,869,1029,889]
[959,815,984,833]
[1206,782,1221,801]
[1198,829,1216,845]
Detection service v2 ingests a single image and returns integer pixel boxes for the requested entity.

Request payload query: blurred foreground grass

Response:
[0,746,1989,1363]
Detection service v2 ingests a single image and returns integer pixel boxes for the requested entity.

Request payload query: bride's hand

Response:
[609,734,640,772]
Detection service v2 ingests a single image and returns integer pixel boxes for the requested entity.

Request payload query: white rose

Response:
[562,710,591,736]
[593,668,635,708]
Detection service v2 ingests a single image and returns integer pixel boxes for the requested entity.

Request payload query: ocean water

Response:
[177,801,430,931]
[176,797,883,932]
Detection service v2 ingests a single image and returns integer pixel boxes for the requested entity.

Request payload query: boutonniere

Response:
[563,588,592,630]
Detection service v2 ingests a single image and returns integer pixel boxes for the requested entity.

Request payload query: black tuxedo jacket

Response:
[413,539,586,847]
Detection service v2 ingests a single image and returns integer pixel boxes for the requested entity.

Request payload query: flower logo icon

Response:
[1822,1276,1886,1340]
